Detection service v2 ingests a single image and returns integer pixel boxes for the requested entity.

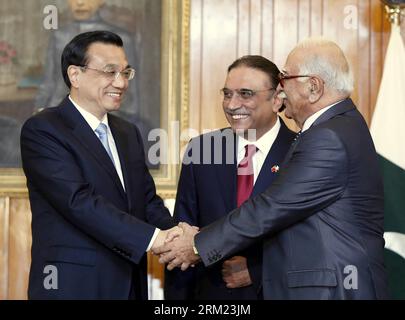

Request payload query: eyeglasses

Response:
[220,88,276,101]
[278,72,311,88]
[80,66,136,81]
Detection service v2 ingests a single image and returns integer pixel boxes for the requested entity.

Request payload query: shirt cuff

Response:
[146,228,161,252]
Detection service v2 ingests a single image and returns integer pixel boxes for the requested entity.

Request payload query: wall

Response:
[188,0,402,133]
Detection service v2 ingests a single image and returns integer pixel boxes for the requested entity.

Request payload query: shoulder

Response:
[108,113,141,137]
[22,107,60,131]
[278,117,297,143]
[182,128,235,164]
[109,113,137,130]
[187,128,235,149]
[299,124,347,158]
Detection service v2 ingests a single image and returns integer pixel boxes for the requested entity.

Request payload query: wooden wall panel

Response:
[0,197,9,300]
[7,198,31,300]
[0,197,31,300]
[261,0,274,58]
[189,0,401,133]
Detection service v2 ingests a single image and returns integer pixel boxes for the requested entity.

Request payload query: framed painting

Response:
[0,0,190,198]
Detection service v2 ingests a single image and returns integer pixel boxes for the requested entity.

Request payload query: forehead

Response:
[225,66,270,88]
[86,42,128,67]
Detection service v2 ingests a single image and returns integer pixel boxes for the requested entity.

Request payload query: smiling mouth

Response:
[231,114,249,120]
[106,92,122,98]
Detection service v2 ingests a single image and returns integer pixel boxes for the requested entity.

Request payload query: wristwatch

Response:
[192,242,199,256]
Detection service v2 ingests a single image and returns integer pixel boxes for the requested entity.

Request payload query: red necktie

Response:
[237,144,256,207]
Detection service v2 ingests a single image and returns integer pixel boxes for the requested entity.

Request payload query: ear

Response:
[308,76,323,103]
[68,65,81,89]
[271,90,284,113]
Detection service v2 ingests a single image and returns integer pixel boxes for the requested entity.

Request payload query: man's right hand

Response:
[151,226,183,251]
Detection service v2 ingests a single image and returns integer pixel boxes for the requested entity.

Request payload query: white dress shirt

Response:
[69,96,159,252]
[301,100,343,132]
[237,117,281,183]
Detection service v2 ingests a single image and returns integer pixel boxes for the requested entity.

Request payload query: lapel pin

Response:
[271,165,280,173]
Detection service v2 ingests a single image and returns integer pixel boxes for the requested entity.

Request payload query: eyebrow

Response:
[104,63,132,69]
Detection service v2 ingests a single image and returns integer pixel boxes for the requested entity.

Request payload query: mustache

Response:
[224,107,250,115]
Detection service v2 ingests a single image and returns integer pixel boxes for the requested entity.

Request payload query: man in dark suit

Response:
[164,56,295,300]
[20,31,178,300]
[156,38,390,299]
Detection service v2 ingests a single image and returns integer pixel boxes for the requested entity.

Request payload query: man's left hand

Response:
[222,256,252,288]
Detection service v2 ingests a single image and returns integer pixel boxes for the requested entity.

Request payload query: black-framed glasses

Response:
[80,65,136,81]
[278,72,311,88]
[220,88,276,101]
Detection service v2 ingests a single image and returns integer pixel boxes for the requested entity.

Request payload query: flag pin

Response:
[271,165,279,173]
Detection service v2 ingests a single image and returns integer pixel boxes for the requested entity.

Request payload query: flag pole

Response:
[383,1,405,26]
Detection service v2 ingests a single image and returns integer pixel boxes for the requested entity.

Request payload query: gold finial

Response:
[384,4,405,25]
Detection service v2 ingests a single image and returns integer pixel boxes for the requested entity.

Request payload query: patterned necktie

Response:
[95,123,115,166]
[237,144,256,207]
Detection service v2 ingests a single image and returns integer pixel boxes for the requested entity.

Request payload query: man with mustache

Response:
[164,55,295,299]
[156,38,390,299]
[21,31,178,299]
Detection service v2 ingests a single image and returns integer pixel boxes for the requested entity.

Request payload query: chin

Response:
[105,105,121,113]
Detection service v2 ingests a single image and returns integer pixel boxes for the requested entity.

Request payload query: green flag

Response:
[370,23,405,299]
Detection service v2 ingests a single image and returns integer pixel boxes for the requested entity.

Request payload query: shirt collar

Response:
[69,95,109,131]
[238,117,281,155]
[301,99,343,132]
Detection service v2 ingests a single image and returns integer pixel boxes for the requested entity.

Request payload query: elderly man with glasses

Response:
[20,30,179,300]
[156,38,390,300]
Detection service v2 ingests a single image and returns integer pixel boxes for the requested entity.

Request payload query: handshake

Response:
[151,222,201,271]
[150,223,253,289]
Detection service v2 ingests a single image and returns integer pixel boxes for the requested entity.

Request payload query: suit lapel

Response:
[58,97,126,200]
[215,130,237,211]
[108,116,131,200]
[252,119,294,196]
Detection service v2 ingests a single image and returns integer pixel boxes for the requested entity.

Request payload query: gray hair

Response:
[294,37,354,95]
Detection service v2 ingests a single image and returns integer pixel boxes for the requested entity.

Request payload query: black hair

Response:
[61,30,123,88]
[227,55,280,89]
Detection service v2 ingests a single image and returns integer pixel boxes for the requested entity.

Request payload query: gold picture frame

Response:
[0,0,190,199]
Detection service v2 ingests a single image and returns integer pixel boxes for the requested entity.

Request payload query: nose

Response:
[112,73,127,89]
[225,93,243,110]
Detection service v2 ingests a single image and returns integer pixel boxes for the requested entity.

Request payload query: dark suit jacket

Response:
[196,99,390,299]
[20,97,174,299]
[165,118,295,299]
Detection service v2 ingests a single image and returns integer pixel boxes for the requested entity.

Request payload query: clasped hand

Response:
[151,222,201,271]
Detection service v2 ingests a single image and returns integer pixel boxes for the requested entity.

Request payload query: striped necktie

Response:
[95,123,115,166]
